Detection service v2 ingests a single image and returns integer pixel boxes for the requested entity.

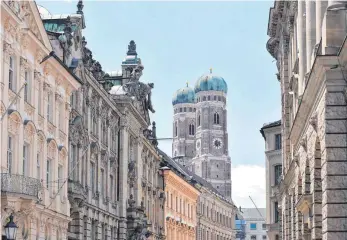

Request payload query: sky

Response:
[37,0,280,208]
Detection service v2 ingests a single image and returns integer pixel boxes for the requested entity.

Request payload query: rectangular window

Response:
[274,165,282,185]
[7,136,13,174]
[90,162,95,193]
[47,92,52,122]
[262,223,266,230]
[38,82,42,114]
[110,175,114,201]
[250,223,257,230]
[23,145,29,176]
[58,165,63,199]
[46,159,51,192]
[274,202,279,223]
[24,71,30,102]
[101,169,105,197]
[37,153,40,180]
[275,134,282,150]
[9,56,14,91]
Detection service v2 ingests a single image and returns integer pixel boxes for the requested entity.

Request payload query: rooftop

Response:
[241,208,266,221]
[260,120,281,140]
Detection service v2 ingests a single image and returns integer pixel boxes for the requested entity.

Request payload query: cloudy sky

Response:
[38,0,279,208]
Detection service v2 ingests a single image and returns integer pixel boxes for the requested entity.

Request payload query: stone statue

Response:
[127,40,137,56]
[58,16,73,66]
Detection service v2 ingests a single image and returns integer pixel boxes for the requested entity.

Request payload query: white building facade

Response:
[1,1,81,239]
[260,121,282,240]
[267,1,347,239]
[242,208,267,240]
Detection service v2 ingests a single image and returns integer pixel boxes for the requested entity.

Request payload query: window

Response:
[189,124,195,135]
[71,145,78,181]
[189,107,192,112]
[47,92,53,122]
[24,71,30,102]
[176,197,178,211]
[110,175,114,201]
[275,134,282,150]
[274,165,282,185]
[47,159,51,192]
[58,165,63,199]
[251,236,256,240]
[37,153,41,180]
[170,194,173,208]
[180,108,182,112]
[7,136,13,174]
[101,169,105,197]
[23,144,29,176]
[274,202,279,223]
[198,114,201,126]
[207,96,210,101]
[214,96,217,100]
[203,96,206,101]
[174,122,178,137]
[218,96,221,101]
[38,82,42,114]
[214,112,220,124]
[9,56,14,91]
[58,104,64,130]
[262,223,266,230]
[184,107,186,112]
[250,223,257,230]
[263,236,267,240]
[90,162,95,193]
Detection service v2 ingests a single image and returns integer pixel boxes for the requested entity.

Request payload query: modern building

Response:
[172,70,232,200]
[242,208,267,240]
[160,150,199,240]
[1,0,81,239]
[160,150,236,240]
[260,121,281,240]
[266,1,347,239]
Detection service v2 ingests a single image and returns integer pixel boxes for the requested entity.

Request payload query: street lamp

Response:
[4,214,18,240]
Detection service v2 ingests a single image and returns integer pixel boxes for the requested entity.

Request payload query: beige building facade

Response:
[267,1,347,239]
[260,121,282,240]
[1,0,81,239]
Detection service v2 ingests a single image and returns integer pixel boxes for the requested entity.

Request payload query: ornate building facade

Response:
[260,120,282,240]
[267,1,347,239]
[38,2,165,240]
[1,1,81,239]
[172,71,232,200]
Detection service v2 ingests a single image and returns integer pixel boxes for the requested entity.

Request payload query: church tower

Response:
[172,84,197,167]
[193,70,231,199]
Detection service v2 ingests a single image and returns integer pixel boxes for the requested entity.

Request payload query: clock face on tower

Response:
[212,138,223,149]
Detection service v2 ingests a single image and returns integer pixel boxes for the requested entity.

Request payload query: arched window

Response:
[203,96,206,101]
[9,56,15,91]
[214,112,220,124]
[174,122,178,137]
[189,124,195,135]
[198,114,201,126]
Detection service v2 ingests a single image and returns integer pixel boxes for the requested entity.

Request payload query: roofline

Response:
[260,120,281,140]
[51,51,83,85]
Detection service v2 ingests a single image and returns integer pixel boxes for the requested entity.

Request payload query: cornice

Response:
[289,55,337,153]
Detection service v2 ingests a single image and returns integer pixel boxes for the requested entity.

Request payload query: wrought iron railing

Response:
[1,173,42,199]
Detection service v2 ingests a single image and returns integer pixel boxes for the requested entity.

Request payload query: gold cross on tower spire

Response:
[210,68,213,74]
[186,81,189,87]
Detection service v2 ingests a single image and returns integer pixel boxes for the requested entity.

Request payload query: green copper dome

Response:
[194,73,228,94]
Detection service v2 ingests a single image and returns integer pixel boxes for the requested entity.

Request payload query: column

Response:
[316,1,328,44]
[322,0,347,54]
[306,0,316,70]
[118,116,128,240]
[298,0,307,95]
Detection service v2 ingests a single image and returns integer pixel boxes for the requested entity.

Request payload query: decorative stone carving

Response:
[309,112,317,131]
[8,112,21,134]
[24,123,35,143]
[300,135,307,152]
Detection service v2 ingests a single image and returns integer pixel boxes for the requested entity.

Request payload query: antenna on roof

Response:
[249,196,265,221]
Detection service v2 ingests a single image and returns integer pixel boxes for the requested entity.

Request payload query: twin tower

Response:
[172,70,232,199]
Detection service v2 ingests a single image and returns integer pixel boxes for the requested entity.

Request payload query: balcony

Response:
[68,179,87,201]
[1,173,42,200]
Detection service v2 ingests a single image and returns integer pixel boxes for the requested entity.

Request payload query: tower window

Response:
[174,122,178,137]
[214,96,217,100]
[203,96,206,101]
[214,113,220,124]
[189,107,192,112]
[184,107,186,112]
[180,108,182,112]
[198,114,201,126]
[218,96,221,101]
[189,124,195,135]
[208,96,210,101]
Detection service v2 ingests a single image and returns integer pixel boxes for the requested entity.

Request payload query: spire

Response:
[210,68,213,74]
[186,82,189,87]
[77,0,84,14]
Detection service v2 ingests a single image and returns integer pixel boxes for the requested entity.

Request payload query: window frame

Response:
[7,135,13,174]
[250,223,257,230]
[275,133,282,150]
[9,56,15,91]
